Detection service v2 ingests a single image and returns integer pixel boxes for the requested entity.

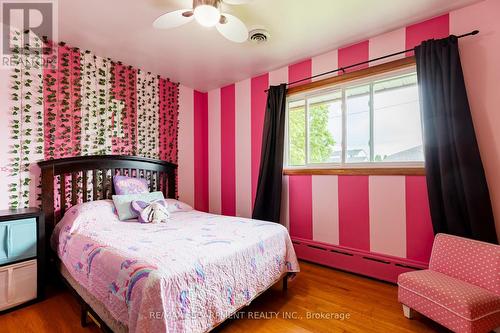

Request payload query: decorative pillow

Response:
[112,191,165,220]
[164,199,193,213]
[113,175,149,195]
[131,199,170,223]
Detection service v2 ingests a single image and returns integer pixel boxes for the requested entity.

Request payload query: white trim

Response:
[284,161,425,169]
[177,85,195,207]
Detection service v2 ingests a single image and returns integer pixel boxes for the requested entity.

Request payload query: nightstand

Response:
[0,208,44,312]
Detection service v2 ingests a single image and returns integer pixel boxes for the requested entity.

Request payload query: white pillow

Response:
[164,199,193,213]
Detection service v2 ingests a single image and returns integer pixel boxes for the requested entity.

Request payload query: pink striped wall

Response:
[405,14,450,56]
[193,90,208,212]
[369,176,406,258]
[405,176,434,262]
[338,40,369,73]
[288,59,312,86]
[339,176,371,251]
[196,12,454,266]
[311,175,339,245]
[235,79,252,217]
[369,28,405,66]
[220,84,236,216]
[287,59,314,242]
[208,89,222,214]
[178,85,195,207]
[289,175,313,239]
[174,0,500,273]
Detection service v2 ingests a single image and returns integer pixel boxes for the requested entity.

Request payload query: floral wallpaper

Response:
[7,36,179,209]
[8,31,44,208]
[137,69,159,158]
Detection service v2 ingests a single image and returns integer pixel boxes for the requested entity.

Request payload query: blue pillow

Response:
[112,191,165,220]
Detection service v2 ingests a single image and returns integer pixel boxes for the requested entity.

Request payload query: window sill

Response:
[283,167,425,176]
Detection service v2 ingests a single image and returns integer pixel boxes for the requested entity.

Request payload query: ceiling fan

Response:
[153,0,251,43]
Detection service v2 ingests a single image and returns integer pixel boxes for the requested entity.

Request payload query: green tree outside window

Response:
[288,103,335,165]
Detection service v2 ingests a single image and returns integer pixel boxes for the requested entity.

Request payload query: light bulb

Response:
[193,4,220,27]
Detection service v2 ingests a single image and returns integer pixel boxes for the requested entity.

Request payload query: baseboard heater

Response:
[291,238,428,284]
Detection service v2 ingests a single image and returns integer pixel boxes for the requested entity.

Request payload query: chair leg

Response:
[402,304,414,319]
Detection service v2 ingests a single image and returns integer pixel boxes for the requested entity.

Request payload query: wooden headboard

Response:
[38,155,177,235]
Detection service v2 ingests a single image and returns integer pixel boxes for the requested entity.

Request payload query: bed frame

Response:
[38,154,290,332]
[38,155,177,233]
[38,155,177,332]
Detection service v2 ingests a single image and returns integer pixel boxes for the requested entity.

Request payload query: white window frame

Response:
[285,65,424,170]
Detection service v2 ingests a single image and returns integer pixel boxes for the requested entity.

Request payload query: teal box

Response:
[0,218,37,265]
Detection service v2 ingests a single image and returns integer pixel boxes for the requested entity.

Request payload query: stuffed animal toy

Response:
[130,199,170,223]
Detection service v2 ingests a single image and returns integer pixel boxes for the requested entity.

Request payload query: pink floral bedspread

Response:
[53,200,299,332]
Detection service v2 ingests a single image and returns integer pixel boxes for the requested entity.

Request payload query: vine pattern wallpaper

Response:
[7,34,179,209]
[8,31,44,208]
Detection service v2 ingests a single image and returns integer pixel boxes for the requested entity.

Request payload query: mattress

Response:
[53,200,299,332]
[60,263,127,332]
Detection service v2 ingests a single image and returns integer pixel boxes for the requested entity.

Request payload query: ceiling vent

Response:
[249,28,270,44]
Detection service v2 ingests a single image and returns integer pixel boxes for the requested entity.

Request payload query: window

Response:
[285,66,424,169]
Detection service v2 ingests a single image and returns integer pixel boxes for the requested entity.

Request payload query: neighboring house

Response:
[384,145,424,162]
[331,149,369,162]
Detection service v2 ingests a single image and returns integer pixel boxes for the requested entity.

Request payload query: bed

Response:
[38,155,299,332]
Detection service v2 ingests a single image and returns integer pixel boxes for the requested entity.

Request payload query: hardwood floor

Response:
[0,261,448,333]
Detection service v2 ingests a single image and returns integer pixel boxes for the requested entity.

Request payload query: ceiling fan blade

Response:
[153,9,193,29]
[216,14,248,43]
[222,0,253,4]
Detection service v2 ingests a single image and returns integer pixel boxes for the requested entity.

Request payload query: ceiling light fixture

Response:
[193,3,220,27]
[153,0,252,43]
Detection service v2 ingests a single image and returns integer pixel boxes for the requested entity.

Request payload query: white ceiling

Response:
[58,0,481,91]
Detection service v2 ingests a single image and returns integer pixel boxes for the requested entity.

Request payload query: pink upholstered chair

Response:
[398,233,500,333]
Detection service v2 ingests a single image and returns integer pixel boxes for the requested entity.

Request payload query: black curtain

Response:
[252,84,287,222]
[415,36,497,243]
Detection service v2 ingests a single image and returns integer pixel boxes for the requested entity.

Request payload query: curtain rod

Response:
[264,30,479,93]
